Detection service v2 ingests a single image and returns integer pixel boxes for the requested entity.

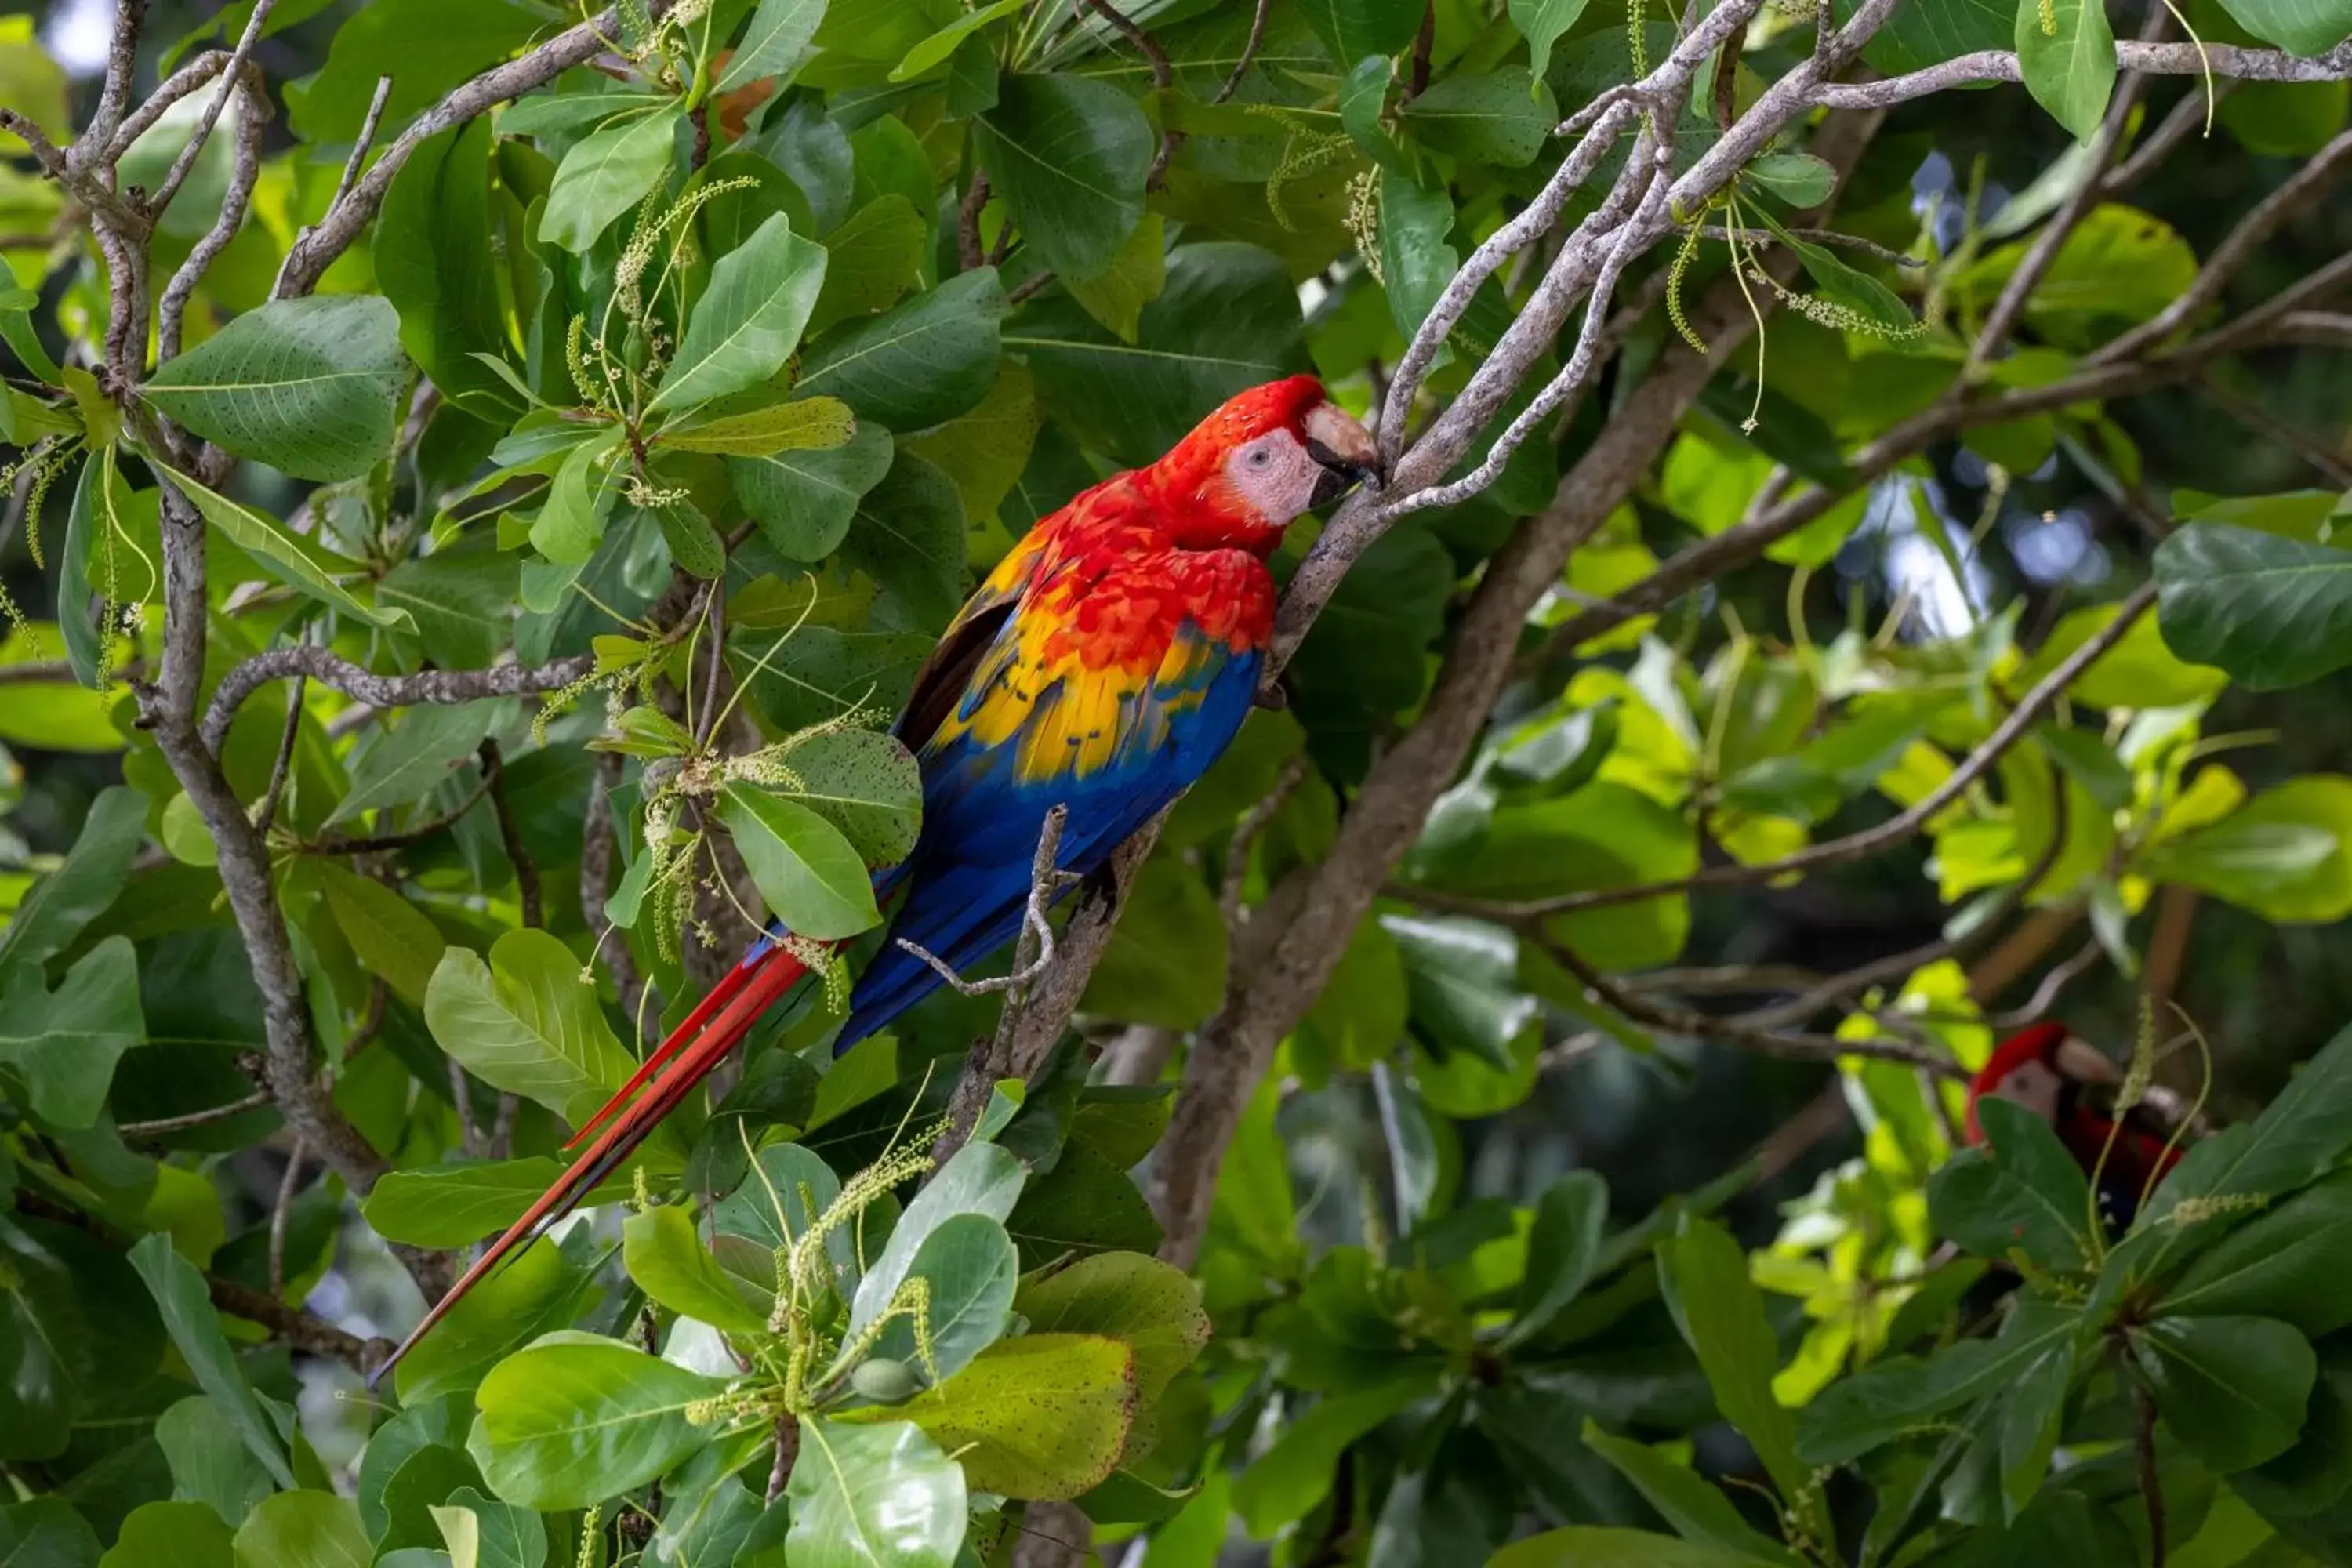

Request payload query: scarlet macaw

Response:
[374,376,1380,1377]
[1965,1021,2185,1228]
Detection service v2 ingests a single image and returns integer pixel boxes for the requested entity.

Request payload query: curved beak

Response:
[1303,401,1382,507]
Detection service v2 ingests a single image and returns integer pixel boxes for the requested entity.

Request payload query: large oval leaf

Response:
[788,1417,967,1568]
[718,782,883,939]
[649,212,828,415]
[472,1337,727,1510]
[975,75,1151,283]
[143,296,405,481]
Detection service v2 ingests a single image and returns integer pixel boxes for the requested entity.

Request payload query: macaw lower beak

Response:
[1303,400,1383,506]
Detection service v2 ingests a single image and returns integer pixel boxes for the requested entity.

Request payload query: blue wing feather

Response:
[838,641,1260,1047]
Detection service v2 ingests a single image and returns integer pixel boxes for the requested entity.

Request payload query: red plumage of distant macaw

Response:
[1966,1022,2184,1227]
[372,376,1379,1380]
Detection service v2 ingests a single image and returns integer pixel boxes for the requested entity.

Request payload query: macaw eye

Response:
[1247,446,1273,469]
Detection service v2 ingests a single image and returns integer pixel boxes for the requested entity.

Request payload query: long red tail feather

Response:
[369,945,811,1386]
[563,950,765,1150]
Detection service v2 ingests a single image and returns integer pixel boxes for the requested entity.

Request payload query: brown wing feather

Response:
[895,597,1018,756]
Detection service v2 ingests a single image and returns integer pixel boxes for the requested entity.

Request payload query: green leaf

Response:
[1510,0,1595,78]
[430,1487,546,1568]
[314,862,444,1007]
[58,447,131,689]
[808,196,930,336]
[1508,1169,1610,1348]
[868,1334,1138,1500]
[126,1233,296,1490]
[1927,1097,2099,1271]
[1081,854,1228,1030]
[423,930,637,1126]
[2137,1020,2352,1248]
[143,296,405,481]
[659,394,855,456]
[2016,0,2117,140]
[772,724,924,868]
[1994,1323,2074,1522]
[2212,0,2352,55]
[0,1214,164,1463]
[160,1396,276,1529]
[1062,212,1169,343]
[0,786,140,971]
[1504,1528,1821,1566]
[376,118,515,416]
[1580,1423,1805,1565]
[362,1157,630,1248]
[1797,1298,2082,1465]
[2017,600,2229,708]
[2132,1316,2316,1473]
[2142,776,2352,922]
[624,1202,769,1334]
[720,0,829,91]
[1382,915,1538,1072]
[717,782,884,939]
[228,1493,369,1568]
[650,212,828,413]
[1234,1380,1424,1537]
[840,1213,1018,1390]
[892,0,1024,80]
[976,74,1152,282]
[2156,524,2352,690]
[286,0,541,140]
[1295,0,1423,62]
[731,420,895,559]
[1659,1216,1812,1508]
[393,1240,595,1406]
[2161,1171,2352,1336]
[162,466,413,628]
[1378,169,1460,346]
[527,423,625,567]
[326,699,503,826]
[798,269,1005,431]
[100,1502,233,1568]
[1012,1252,1209,1410]
[1748,153,1839,206]
[837,450,967,630]
[1013,242,1307,467]
[787,1417,966,1568]
[539,107,681,252]
[1007,1138,1164,1268]
[1399,70,1560,167]
[472,1336,726,1510]
[0,937,141,1130]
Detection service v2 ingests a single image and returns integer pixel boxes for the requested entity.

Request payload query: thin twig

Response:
[480,739,544,927]
[147,0,275,221]
[449,1057,481,1157]
[1535,931,1963,1073]
[1969,2,2170,373]
[2137,1380,2168,1568]
[2194,372,2352,488]
[1698,225,1925,267]
[957,170,990,273]
[1219,754,1308,932]
[2104,83,2230,196]
[254,671,307,838]
[118,1089,272,1138]
[1214,0,1274,103]
[1986,940,2107,1029]
[268,1137,306,1297]
[1478,582,2157,919]
[1077,0,1179,187]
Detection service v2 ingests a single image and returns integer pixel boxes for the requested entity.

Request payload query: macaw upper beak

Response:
[1303,401,1383,506]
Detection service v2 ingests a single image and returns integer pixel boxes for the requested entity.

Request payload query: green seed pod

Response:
[850,1356,921,1406]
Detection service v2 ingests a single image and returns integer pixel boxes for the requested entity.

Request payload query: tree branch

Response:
[202,647,592,756]
[1489,582,2155,920]
[1811,39,2352,111]
[274,5,663,298]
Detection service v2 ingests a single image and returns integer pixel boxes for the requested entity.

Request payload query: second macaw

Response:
[1966,1021,2186,1229]
[374,375,1379,1377]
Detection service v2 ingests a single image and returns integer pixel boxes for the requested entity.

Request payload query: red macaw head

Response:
[1149,374,1381,550]
[1965,1021,2073,1145]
